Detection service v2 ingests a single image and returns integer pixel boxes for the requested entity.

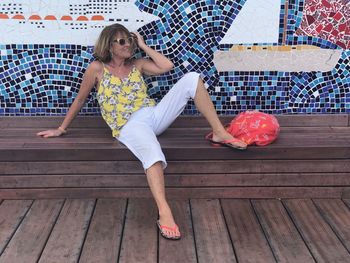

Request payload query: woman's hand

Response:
[36,128,66,138]
[132,31,174,75]
[131,32,146,49]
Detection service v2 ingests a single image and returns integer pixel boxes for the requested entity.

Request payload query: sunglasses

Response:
[113,37,135,46]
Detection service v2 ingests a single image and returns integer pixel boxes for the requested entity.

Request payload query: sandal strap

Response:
[160,224,179,231]
[221,138,243,144]
[158,221,179,231]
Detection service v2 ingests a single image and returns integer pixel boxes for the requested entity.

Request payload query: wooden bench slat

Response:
[1,114,348,128]
[0,187,347,199]
[0,145,349,161]
[0,133,350,143]
[283,199,350,262]
[1,160,350,175]
[2,126,350,139]
[0,200,63,262]
[1,173,350,189]
[252,199,315,262]
[221,199,275,262]
[2,127,350,138]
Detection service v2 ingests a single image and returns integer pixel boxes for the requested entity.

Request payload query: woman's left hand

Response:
[131,32,146,49]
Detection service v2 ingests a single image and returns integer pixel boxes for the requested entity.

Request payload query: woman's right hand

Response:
[36,128,65,138]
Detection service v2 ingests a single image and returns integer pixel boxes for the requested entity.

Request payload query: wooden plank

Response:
[190,199,237,262]
[4,128,350,139]
[2,129,350,142]
[167,115,349,128]
[221,199,275,263]
[159,200,197,263]
[38,199,95,263]
[313,199,350,252]
[0,200,32,254]
[2,126,350,139]
[343,199,350,208]
[1,160,349,175]
[119,198,158,263]
[0,137,117,144]
[0,200,64,262]
[0,116,108,129]
[252,199,314,262]
[0,114,348,128]
[79,199,127,263]
[2,133,350,145]
[22,134,350,145]
[283,199,350,262]
[0,128,111,136]
[275,114,348,127]
[0,187,347,199]
[1,145,350,161]
[164,126,350,135]
[2,173,350,189]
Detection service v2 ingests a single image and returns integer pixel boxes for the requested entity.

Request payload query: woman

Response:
[37,23,247,240]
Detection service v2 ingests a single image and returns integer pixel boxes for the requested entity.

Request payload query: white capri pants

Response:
[118,72,200,171]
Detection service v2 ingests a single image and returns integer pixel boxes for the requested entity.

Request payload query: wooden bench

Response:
[1,114,350,199]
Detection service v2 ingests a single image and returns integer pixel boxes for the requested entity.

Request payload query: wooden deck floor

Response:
[1,198,350,263]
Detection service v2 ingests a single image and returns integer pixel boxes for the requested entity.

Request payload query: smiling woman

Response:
[36,22,247,241]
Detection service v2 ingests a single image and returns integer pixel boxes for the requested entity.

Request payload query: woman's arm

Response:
[133,32,174,76]
[37,61,102,138]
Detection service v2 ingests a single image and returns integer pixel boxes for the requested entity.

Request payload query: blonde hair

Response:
[93,23,135,63]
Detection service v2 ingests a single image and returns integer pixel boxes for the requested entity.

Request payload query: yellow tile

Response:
[278,45,292,51]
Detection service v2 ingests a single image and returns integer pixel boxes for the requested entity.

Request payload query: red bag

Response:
[226,111,280,146]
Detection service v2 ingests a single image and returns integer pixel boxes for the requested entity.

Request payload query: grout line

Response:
[282,0,289,45]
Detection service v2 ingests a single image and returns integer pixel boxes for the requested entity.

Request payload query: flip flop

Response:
[205,132,247,150]
[156,220,181,240]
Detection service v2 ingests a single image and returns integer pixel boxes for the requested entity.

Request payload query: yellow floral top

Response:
[96,65,156,137]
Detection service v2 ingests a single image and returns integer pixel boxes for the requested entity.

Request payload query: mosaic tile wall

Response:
[0,0,349,116]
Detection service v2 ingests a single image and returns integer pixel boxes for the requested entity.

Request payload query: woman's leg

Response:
[145,162,180,238]
[153,72,246,148]
[118,109,180,238]
[194,78,247,148]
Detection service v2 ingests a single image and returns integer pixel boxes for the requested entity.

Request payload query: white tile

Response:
[25,73,32,80]
[182,60,190,68]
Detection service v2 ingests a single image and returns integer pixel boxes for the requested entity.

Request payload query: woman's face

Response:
[110,32,134,60]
